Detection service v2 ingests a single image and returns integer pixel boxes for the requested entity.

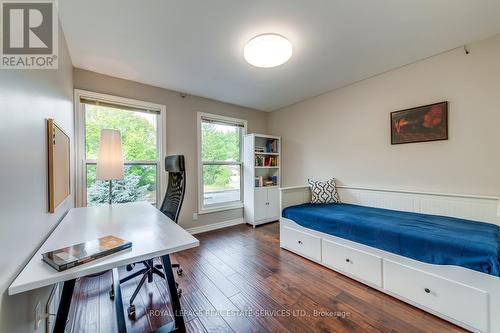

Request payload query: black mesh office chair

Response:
[111,155,186,319]
[158,155,186,277]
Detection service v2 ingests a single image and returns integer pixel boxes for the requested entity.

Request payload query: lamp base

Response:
[108,180,112,205]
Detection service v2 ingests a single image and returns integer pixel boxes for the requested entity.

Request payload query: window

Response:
[75,90,166,207]
[198,113,246,213]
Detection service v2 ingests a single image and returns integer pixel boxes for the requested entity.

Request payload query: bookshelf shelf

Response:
[254,185,279,190]
[243,133,281,228]
[254,152,280,156]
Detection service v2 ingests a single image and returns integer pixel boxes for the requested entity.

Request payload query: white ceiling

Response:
[59,0,500,111]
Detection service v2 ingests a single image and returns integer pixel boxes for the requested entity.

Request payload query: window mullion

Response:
[85,160,158,165]
[202,161,241,165]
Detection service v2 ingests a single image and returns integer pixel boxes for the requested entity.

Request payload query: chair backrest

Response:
[159,155,186,223]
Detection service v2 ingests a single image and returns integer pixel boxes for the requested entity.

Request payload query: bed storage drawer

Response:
[384,260,488,332]
[322,239,382,287]
[281,226,321,261]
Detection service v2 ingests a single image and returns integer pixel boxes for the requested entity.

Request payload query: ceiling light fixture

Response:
[244,34,292,68]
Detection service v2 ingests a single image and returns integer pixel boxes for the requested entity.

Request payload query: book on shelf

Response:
[42,235,132,272]
[254,146,266,153]
[256,155,278,167]
[261,156,278,167]
[265,139,278,153]
[255,176,264,187]
[255,176,279,188]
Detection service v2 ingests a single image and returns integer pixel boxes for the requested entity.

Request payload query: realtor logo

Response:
[1,0,58,69]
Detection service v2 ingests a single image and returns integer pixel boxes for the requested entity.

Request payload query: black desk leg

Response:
[153,254,186,333]
[53,279,76,333]
[112,268,128,333]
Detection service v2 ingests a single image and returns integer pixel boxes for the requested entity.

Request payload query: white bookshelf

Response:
[243,133,281,227]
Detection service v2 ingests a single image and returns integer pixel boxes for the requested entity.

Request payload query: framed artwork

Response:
[391,101,448,145]
[47,119,71,213]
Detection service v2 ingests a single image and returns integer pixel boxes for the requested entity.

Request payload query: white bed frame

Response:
[280,185,500,333]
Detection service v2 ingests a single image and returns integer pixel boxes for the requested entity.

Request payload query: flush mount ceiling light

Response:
[244,34,293,68]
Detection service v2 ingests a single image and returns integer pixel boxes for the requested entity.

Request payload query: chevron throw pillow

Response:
[308,178,341,204]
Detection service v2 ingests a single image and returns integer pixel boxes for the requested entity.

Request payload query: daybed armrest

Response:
[280,186,311,212]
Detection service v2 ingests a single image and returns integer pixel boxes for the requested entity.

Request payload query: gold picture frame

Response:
[47,119,71,213]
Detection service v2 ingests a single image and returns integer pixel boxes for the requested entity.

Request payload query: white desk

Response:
[9,202,199,333]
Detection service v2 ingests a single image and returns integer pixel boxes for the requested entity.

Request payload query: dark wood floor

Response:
[68,222,466,333]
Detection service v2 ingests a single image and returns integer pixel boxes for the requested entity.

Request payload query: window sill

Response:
[198,203,244,215]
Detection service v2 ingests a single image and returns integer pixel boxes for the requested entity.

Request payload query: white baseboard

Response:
[186,218,245,235]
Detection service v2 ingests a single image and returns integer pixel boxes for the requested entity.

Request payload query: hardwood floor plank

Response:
[187,272,259,332]
[70,276,99,333]
[119,271,152,333]
[186,317,208,333]
[227,271,371,333]
[172,250,261,332]
[66,278,82,333]
[98,271,117,333]
[181,289,233,333]
[195,260,241,298]
[163,256,199,296]
[229,292,290,333]
[197,247,237,277]
[136,273,174,331]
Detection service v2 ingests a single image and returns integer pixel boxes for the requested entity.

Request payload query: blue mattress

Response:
[282,203,500,276]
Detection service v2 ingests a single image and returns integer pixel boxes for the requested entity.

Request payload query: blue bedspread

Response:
[282,203,500,276]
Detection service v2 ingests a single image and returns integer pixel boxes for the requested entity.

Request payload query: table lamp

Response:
[96,129,124,205]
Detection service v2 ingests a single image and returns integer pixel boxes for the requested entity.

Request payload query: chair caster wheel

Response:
[127,305,136,319]
[176,268,183,276]
[126,264,134,271]
[177,287,182,298]
[109,289,115,300]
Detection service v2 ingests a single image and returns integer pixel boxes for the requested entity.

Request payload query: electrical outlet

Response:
[34,300,42,330]
[192,213,198,221]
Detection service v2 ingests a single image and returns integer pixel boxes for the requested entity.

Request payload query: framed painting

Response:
[391,101,448,145]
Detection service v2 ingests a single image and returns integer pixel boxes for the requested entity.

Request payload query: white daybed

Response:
[280,185,500,333]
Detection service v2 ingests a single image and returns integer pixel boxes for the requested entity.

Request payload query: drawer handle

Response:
[424,288,431,294]
[297,240,303,244]
[345,258,351,263]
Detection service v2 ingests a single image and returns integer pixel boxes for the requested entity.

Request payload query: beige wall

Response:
[269,35,500,197]
[0,28,74,332]
[74,69,269,229]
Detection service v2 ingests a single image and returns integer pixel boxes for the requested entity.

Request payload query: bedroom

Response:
[1,1,500,333]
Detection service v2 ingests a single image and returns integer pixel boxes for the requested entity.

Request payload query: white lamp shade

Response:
[96,129,124,181]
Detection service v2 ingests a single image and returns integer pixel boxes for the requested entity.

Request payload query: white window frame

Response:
[74,89,167,207]
[197,112,247,214]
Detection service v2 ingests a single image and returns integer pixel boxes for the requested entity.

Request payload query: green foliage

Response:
[201,123,240,188]
[203,165,231,189]
[87,175,148,206]
[85,105,156,160]
[85,105,157,189]
[201,123,240,161]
